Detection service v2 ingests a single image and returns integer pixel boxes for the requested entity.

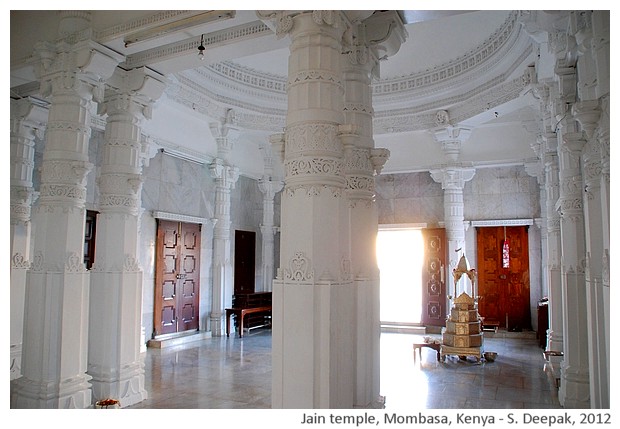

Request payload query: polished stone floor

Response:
[127,329,560,409]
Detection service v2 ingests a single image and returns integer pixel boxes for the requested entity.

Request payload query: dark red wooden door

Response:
[476,226,530,330]
[234,230,256,295]
[421,228,447,326]
[154,220,201,337]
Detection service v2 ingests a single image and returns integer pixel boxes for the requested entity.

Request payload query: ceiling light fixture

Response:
[198,34,205,60]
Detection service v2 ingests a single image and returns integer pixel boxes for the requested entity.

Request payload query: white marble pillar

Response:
[88,67,166,407]
[556,125,590,408]
[267,10,353,409]
[430,167,476,296]
[258,178,283,292]
[341,39,390,408]
[597,98,610,410]
[11,40,122,408]
[541,135,565,356]
[574,101,608,409]
[208,114,239,335]
[10,98,48,380]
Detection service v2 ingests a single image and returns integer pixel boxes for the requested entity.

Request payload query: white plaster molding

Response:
[470,219,534,227]
[152,210,212,225]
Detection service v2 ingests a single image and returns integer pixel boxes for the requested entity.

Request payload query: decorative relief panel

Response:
[65,252,87,273]
[280,251,314,282]
[346,175,374,193]
[285,157,343,178]
[285,185,343,199]
[11,253,31,269]
[345,147,373,172]
[123,255,141,272]
[286,123,341,154]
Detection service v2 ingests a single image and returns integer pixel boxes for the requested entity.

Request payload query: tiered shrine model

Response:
[441,255,483,362]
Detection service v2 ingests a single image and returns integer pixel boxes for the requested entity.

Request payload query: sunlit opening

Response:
[377,228,424,324]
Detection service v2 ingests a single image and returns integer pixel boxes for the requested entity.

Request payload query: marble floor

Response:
[127,329,561,409]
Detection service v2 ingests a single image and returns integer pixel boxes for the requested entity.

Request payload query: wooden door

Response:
[234,230,256,295]
[476,226,531,331]
[83,210,98,269]
[154,220,201,337]
[421,228,447,326]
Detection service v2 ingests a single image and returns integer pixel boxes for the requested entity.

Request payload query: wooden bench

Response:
[225,306,272,338]
[481,319,500,333]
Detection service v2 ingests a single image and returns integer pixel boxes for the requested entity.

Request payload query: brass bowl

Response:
[483,352,497,362]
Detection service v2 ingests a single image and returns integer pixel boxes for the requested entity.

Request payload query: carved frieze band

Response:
[285,185,343,198]
[286,123,341,155]
[346,175,374,194]
[288,70,343,90]
[98,174,142,211]
[10,186,35,222]
[29,250,90,273]
[285,156,344,178]
[90,254,142,273]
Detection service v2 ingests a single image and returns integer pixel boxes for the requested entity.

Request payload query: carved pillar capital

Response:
[432,126,473,162]
[430,166,476,190]
[99,66,166,120]
[571,100,600,140]
[258,177,284,200]
[35,39,124,102]
[209,108,238,160]
[209,159,240,189]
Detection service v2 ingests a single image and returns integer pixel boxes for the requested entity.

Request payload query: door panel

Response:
[234,230,256,295]
[179,223,201,331]
[476,226,530,330]
[421,228,447,326]
[154,220,201,337]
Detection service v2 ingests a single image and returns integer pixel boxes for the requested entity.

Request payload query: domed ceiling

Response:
[10,10,541,176]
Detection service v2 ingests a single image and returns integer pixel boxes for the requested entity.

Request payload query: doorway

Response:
[234,230,256,294]
[377,227,448,326]
[153,220,201,337]
[377,228,424,324]
[476,225,531,331]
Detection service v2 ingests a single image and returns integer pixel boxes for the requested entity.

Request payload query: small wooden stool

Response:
[413,342,441,362]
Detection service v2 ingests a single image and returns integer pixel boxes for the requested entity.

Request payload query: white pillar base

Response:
[559,362,590,408]
[272,279,355,409]
[10,344,22,381]
[89,361,147,408]
[11,373,92,409]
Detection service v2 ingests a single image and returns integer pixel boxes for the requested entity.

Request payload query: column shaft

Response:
[259,179,283,292]
[11,40,122,408]
[544,151,564,354]
[272,11,352,409]
[556,127,590,408]
[342,43,386,408]
[209,160,239,335]
[10,98,48,380]
[87,67,165,407]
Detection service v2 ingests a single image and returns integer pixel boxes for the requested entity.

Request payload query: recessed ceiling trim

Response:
[123,10,235,47]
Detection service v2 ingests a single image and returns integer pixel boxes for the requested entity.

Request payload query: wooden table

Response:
[413,342,441,362]
[225,306,272,338]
